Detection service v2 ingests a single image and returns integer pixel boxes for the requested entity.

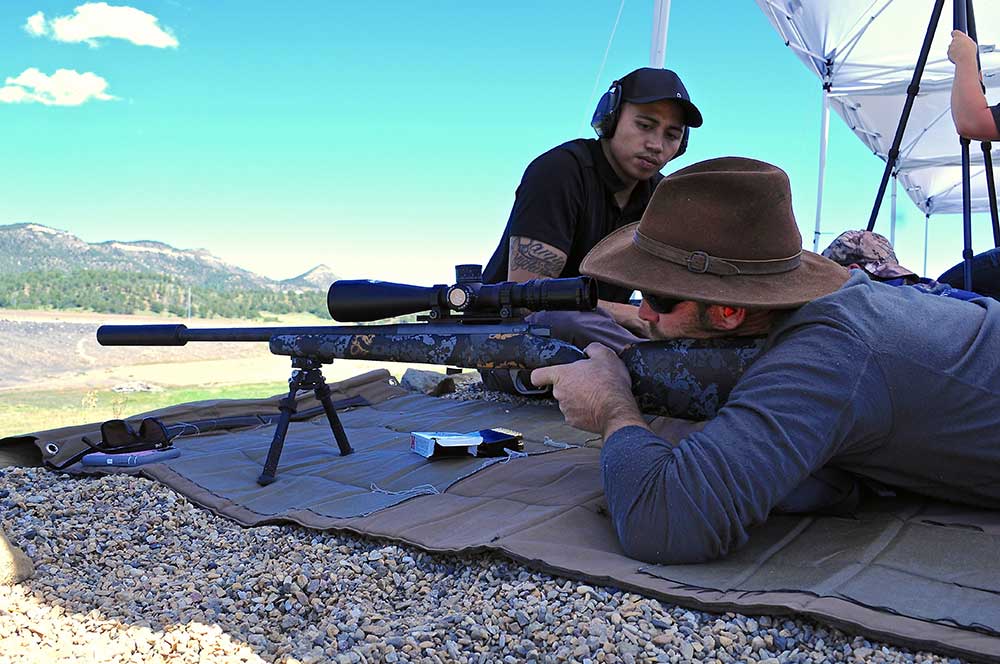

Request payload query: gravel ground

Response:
[0,379,970,663]
[0,468,966,664]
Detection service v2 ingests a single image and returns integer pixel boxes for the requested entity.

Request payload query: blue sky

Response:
[1,1,994,285]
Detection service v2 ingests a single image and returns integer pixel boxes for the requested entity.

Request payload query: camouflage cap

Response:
[820,230,916,280]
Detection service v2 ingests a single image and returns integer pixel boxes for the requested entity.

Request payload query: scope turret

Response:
[327,264,597,322]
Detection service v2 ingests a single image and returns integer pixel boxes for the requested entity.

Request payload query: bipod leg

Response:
[258,369,305,486]
[313,374,353,456]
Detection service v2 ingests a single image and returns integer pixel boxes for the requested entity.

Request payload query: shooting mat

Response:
[4,369,999,661]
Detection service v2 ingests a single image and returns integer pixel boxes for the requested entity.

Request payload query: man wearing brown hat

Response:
[532,157,1000,564]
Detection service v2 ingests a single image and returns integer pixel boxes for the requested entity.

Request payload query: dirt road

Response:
[0,310,431,393]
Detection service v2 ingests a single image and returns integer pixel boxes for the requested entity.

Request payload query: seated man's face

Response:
[606,100,686,183]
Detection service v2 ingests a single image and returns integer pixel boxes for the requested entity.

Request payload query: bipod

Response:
[258,356,354,486]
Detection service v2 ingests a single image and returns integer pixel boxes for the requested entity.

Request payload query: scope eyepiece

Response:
[327,265,597,322]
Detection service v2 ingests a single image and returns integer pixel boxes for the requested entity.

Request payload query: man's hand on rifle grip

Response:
[531,343,647,438]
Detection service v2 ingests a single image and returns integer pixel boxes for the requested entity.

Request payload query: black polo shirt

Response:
[483,138,664,303]
[992,104,1000,134]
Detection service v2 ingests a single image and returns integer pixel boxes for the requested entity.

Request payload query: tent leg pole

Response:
[924,214,930,277]
[813,91,830,252]
[866,0,946,232]
[984,142,1000,247]
[956,0,974,289]
[960,144,974,291]
[965,0,1000,248]
[891,173,898,246]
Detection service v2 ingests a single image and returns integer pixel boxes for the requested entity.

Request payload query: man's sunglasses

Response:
[643,293,684,314]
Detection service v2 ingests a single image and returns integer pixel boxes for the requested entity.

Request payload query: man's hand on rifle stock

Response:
[531,343,648,438]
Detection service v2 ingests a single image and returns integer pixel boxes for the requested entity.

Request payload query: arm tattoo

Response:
[509,237,566,277]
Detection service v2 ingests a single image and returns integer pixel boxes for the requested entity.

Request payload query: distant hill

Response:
[280,264,339,291]
[0,223,340,318]
[0,223,338,291]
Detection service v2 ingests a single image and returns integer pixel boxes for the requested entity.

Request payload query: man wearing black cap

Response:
[482,67,703,349]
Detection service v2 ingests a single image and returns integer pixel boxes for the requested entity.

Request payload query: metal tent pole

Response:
[966,0,1000,247]
[867,0,946,232]
[985,146,1000,246]
[650,0,671,67]
[813,90,831,252]
[891,173,898,246]
[924,214,931,277]
[956,0,974,289]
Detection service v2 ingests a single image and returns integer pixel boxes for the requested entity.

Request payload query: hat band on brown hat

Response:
[633,230,802,276]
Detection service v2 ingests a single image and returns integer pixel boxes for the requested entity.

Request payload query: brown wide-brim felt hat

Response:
[581,156,850,309]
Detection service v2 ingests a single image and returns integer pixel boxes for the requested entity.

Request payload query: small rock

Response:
[400,369,456,396]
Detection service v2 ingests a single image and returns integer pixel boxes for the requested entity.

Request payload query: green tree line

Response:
[0,269,328,319]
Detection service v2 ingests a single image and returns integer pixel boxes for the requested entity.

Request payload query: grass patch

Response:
[0,382,288,438]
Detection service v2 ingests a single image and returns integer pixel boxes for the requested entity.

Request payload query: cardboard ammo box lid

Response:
[410,428,523,459]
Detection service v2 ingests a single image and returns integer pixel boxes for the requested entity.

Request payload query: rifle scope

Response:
[327,264,598,322]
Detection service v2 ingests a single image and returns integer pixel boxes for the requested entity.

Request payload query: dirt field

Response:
[0,309,432,394]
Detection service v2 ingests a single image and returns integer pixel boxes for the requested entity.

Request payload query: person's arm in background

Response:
[949,30,1000,140]
[506,235,652,336]
[507,236,567,281]
[505,237,649,336]
[500,146,651,336]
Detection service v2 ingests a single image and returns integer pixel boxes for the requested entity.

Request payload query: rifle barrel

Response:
[96,322,542,346]
[96,324,362,345]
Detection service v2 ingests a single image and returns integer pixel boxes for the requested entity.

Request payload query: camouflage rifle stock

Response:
[95,265,764,483]
[266,330,764,417]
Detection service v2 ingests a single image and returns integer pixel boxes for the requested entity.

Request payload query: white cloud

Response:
[26,2,178,48]
[24,11,47,37]
[0,68,117,106]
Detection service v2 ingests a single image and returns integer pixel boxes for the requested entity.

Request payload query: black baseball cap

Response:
[618,67,703,128]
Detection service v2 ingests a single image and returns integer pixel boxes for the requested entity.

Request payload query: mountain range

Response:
[0,222,336,292]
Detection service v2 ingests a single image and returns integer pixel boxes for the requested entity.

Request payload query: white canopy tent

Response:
[754,0,1000,270]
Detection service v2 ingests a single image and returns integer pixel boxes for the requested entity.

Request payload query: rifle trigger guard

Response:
[511,369,552,396]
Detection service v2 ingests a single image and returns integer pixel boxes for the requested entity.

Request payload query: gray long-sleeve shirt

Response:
[602,271,1000,563]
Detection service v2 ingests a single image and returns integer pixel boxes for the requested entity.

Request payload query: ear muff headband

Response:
[590,81,691,158]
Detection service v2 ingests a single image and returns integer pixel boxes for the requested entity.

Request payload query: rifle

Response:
[97,265,762,484]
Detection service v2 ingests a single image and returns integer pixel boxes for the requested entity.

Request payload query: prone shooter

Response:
[97,265,761,485]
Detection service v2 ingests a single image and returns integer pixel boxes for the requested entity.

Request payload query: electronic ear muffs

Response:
[590,81,691,159]
[676,125,690,158]
[590,80,622,139]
